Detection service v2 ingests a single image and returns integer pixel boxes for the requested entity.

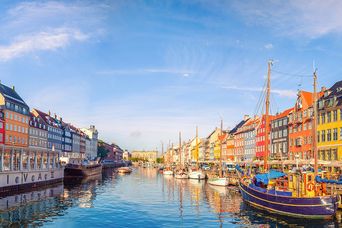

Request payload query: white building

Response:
[81,125,98,160]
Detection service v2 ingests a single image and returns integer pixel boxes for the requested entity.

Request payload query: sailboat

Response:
[175,132,189,179]
[189,126,206,180]
[237,61,338,219]
[208,120,229,186]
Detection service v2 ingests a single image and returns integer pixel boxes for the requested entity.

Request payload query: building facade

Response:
[317,81,342,161]
[131,151,158,162]
[243,116,260,161]
[288,91,322,160]
[270,108,292,160]
[81,125,98,160]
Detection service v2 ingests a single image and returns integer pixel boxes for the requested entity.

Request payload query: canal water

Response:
[0,167,341,227]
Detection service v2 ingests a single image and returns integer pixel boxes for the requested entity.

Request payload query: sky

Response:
[1,0,342,152]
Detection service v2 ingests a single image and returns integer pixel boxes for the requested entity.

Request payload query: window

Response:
[327,129,332,141]
[340,109,342,121]
[321,113,326,124]
[340,128,342,140]
[333,110,338,122]
[318,131,320,143]
[327,111,331,123]
[333,128,338,141]
[322,130,326,142]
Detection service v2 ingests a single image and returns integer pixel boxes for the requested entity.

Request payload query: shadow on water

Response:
[0,167,340,227]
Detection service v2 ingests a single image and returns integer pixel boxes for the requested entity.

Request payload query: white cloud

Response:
[0,28,88,61]
[264,43,273,49]
[232,0,342,38]
[0,1,108,61]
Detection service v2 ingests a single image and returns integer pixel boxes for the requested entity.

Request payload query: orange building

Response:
[0,84,30,148]
[288,90,323,160]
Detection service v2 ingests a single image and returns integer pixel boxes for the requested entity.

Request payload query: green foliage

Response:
[97,145,109,159]
[156,157,164,164]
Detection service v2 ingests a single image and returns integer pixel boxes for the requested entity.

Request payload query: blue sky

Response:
[1,0,342,151]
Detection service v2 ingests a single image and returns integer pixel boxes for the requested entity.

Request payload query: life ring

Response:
[307,182,315,191]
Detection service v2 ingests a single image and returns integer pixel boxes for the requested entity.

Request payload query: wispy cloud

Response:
[96,68,194,77]
[0,28,87,61]
[0,1,108,61]
[264,43,273,49]
[221,85,297,98]
[231,0,342,38]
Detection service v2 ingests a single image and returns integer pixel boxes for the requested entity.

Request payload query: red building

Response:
[255,115,273,159]
[288,90,324,160]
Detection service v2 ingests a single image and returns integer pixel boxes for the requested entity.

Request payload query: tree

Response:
[98,145,109,159]
[156,157,164,164]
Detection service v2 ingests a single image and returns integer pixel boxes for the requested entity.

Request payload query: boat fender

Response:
[307,182,315,191]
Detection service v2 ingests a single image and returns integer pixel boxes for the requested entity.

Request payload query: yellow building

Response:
[317,81,342,162]
[131,150,158,162]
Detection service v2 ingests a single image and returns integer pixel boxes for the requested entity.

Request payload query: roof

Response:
[229,119,249,134]
[299,90,324,107]
[32,109,62,129]
[0,84,28,107]
[319,80,342,106]
[272,107,294,120]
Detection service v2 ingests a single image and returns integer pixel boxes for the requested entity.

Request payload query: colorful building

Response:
[317,81,342,161]
[1,85,30,148]
[270,108,293,159]
[255,115,273,160]
[243,116,260,161]
[131,150,158,162]
[0,110,4,144]
[234,115,250,161]
[206,128,221,161]
[288,90,324,160]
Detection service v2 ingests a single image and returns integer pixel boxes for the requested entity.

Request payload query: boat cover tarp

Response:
[255,170,286,185]
[316,175,342,184]
[235,164,244,175]
[249,184,292,196]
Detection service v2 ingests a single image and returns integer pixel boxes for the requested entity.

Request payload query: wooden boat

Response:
[163,170,173,175]
[189,171,206,180]
[64,160,102,177]
[175,171,188,179]
[117,167,132,174]
[239,172,338,219]
[207,177,229,186]
[238,61,338,219]
[208,120,229,187]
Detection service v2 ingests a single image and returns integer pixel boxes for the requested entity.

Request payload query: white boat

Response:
[188,171,206,180]
[175,173,188,179]
[117,167,132,174]
[163,170,174,175]
[207,177,229,186]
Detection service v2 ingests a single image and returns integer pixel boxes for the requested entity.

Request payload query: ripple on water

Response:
[0,167,341,227]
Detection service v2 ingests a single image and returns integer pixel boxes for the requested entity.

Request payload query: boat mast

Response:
[219,119,223,178]
[264,60,272,172]
[196,126,199,168]
[313,70,318,177]
[179,131,182,168]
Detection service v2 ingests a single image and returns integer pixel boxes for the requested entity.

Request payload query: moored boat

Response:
[189,171,206,180]
[163,170,174,176]
[64,159,102,177]
[207,177,229,186]
[117,167,132,174]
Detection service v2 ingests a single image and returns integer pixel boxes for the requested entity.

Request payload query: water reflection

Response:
[0,167,340,227]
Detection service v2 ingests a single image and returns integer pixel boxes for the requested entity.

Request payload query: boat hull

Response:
[163,170,173,175]
[207,177,229,186]
[189,171,206,180]
[64,164,102,177]
[175,174,188,179]
[239,180,338,219]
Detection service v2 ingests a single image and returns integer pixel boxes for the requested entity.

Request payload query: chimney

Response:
[54,113,57,119]
[60,117,62,122]
[12,86,15,91]
[244,115,250,121]
[48,110,51,116]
